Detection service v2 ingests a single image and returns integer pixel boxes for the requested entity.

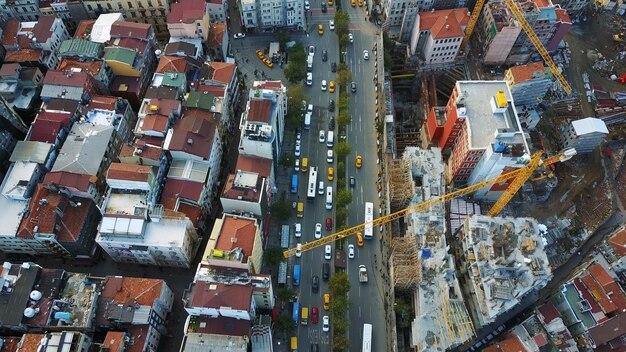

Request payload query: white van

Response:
[295,223,302,238]
[304,112,312,130]
[318,181,325,195]
[326,131,334,147]
[325,186,333,210]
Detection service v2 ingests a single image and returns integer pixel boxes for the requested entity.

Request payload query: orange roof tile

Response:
[608,228,626,257]
[74,20,96,39]
[531,0,550,8]
[189,281,252,310]
[248,99,272,123]
[581,274,617,314]
[555,8,571,23]
[16,334,45,352]
[156,55,189,74]
[1,19,19,47]
[419,8,469,39]
[87,95,118,111]
[254,81,282,90]
[5,49,43,63]
[102,331,126,352]
[110,21,152,40]
[17,34,31,49]
[497,335,529,352]
[508,62,546,84]
[207,61,236,84]
[107,163,153,182]
[33,15,57,42]
[56,58,104,77]
[119,142,163,162]
[236,155,272,178]
[142,114,169,133]
[168,112,217,158]
[177,202,203,228]
[215,215,258,260]
[168,0,206,24]
[195,84,226,97]
[589,263,614,287]
[144,98,181,116]
[101,276,164,306]
[207,23,225,48]
[126,326,149,352]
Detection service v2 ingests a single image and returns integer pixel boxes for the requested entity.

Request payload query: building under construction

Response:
[391,147,475,351]
[455,215,553,327]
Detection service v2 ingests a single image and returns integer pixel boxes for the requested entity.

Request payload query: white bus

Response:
[362,323,372,352]
[364,202,374,240]
[325,186,333,210]
[307,167,318,200]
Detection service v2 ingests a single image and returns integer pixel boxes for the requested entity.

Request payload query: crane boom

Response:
[503,0,572,95]
[283,149,576,258]
[460,0,487,53]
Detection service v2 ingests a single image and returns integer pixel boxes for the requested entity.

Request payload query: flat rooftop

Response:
[0,195,29,237]
[99,215,190,246]
[104,192,149,217]
[456,81,521,149]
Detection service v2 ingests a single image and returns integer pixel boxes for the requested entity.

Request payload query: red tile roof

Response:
[168,112,217,158]
[537,303,560,324]
[588,314,626,347]
[508,62,546,84]
[125,326,149,352]
[555,8,571,23]
[16,334,46,352]
[5,49,43,63]
[496,335,528,352]
[110,21,152,40]
[168,0,206,24]
[142,114,169,133]
[192,315,251,337]
[32,15,57,42]
[143,98,181,116]
[107,163,153,182]
[207,61,235,84]
[189,281,252,311]
[74,20,96,39]
[207,23,225,48]
[101,276,164,306]
[56,58,104,77]
[28,111,73,143]
[43,171,94,192]
[1,19,19,47]
[1,336,20,352]
[573,278,602,314]
[119,142,163,161]
[608,228,626,257]
[0,62,20,77]
[177,201,203,228]
[215,215,258,260]
[222,173,263,202]
[194,84,226,97]
[156,55,189,74]
[17,184,93,242]
[161,178,204,208]
[589,263,626,313]
[88,95,118,111]
[254,81,282,90]
[589,264,614,287]
[113,37,148,55]
[43,70,90,87]
[533,334,548,347]
[419,8,469,39]
[248,99,272,123]
[236,155,272,178]
[17,34,31,49]
[581,274,617,314]
[102,331,126,352]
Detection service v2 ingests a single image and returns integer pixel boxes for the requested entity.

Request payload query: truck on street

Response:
[359,265,368,283]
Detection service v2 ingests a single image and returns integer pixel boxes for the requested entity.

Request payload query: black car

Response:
[331,62,337,72]
[322,263,330,281]
[328,99,335,112]
[322,50,328,62]
[321,2,327,12]
[351,82,357,93]
[350,176,355,187]
[312,275,320,293]
[328,117,335,130]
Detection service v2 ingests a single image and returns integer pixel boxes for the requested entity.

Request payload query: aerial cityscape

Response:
[0,0,623,350]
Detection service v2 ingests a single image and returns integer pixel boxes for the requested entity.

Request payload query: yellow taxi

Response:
[327,0,333,5]
[351,0,356,6]
[327,167,334,181]
[256,50,264,59]
[355,155,362,168]
[262,57,273,68]
[356,232,364,247]
[329,81,335,93]
[323,293,331,310]
[318,24,324,35]
[358,0,363,6]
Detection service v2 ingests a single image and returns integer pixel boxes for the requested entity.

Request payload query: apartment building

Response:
[167,0,210,41]
[504,62,553,109]
[240,0,259,29]
[383,0,420,40]
[238,0,304,30]
[207,0,228,23]
[221,156,273,217]
[425,81,530,200]
[409,8,469,64]
[559,117,608,153]
[205,213,265,273]
[81,0,171,38]
[0,0,41,22]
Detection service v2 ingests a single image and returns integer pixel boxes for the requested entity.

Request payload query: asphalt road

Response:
[289,1,388,351]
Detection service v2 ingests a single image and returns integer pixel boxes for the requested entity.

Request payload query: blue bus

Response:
[292,302,300,326]
[293,264,301,286]
[291,174,299,194]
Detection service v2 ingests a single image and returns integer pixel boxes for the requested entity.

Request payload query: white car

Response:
[321,80,327,91]
[308,45,315,56]
[315,223,322,239]
[348,244,355,259]
[324,245,332,260]
[295,144,301,156]
[307,104,313,114]
[318,181,325,195]
[322,316,330,332]
[329,20,335,30]
[296,243,302,257]
[294,158,300,171]
[363,50,369,60]
[306,72,313,86]
[304,0,310,9]
[327,150,334,163]
[348,33,354,43]
[295,223,302,238]
[233,33,246,39]
[319,130,326,143]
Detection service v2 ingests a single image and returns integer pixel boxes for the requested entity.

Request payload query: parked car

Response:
[327,167,334,181]
[306,72,313,86]
[294,158,300,171]
[309,45,315,55]
[295,144,301,156]
[296,243,302,257]
[321,80,327,91]
[328,117,335,130]
[234,33,246,39]
[329,81,335,93]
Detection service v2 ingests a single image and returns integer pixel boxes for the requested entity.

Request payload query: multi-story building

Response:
[284,0,305,30]
[383,0,420,41]
[240,0,259,29]
[504,62,553,111]
[167,0,210,41]
[38,0,91,33]
[205,213,265,273]
[0,62,44,112]
[409,8,469,64]
[40,70,100,103]
[221,161,272,218]
[476,0,572,66]
[559,117,608,153]
[0,0,41,22]
[239,81,286,176]
[96,163,200,268]
[196,61,240,132]
[135,97,182,139]
[551,0,587,18]
[104,21,157,79]
[456,215,552,327]
[258,0,284,29]
[425,81,530,200]
[81,0,171,39]
[207,0,228,23]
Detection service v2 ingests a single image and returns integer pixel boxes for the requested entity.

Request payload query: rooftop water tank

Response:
[30,290,42,301]
[24,308,36,318]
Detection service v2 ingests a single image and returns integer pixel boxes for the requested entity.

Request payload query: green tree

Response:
[339,33,349,50]
[274,31,290,51]
[395,298,414,329]
[263,246,285,267]
[275,313,295,335]
[336,65,352,87]
[286,84,307,128]
[338,91,349,111]
[337,110,351,127]
[336,189,352,208]
[336,206,348,227]
[333,334,350,351]
[336,161,345,180]
[285,44,307,83]
[334,9,350,39]
[329,271,350,296]
[277,287,296,302]
[279,153,293,168]
[335,141,352,161]
[271,200,293,220]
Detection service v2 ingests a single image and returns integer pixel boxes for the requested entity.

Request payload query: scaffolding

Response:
[389,158,415,212]
[391,236,421,290]
[440,286,476,347]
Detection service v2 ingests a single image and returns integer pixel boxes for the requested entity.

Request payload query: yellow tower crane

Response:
[283,149,576,258]
[460,0,572,95]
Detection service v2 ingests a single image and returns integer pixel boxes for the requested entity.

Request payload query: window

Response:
[128,1,133,8]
